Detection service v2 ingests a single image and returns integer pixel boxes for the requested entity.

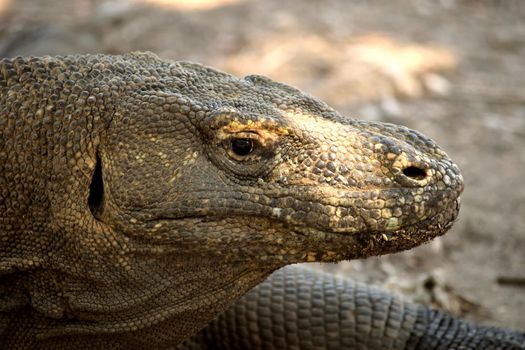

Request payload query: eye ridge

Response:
[230,138,254,156]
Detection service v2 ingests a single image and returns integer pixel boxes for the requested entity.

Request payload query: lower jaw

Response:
[289,197,461,262]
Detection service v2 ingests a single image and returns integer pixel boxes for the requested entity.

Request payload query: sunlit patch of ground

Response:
[0,0,10,15]
[222,33,457,108]
[139,0,243,10]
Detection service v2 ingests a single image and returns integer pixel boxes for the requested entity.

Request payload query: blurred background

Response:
[1,0,524,330]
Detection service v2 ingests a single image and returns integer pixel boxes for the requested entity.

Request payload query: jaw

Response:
[350,197,461,259]
[155,192,460,265]
[124,184,462,264]
[285,195,461,262]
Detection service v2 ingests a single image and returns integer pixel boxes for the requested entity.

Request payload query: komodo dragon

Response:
[0,52,523,349]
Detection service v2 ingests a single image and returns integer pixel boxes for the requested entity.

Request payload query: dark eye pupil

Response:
[231,138,253,156]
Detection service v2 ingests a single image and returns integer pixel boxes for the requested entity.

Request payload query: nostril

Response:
[402,166,427,180]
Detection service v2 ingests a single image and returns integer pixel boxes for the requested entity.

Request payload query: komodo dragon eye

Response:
[231,138,254,156]
[223,131,264,162]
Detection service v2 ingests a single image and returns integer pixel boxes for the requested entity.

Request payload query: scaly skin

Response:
[0,52,464,349]
[180,266,525,350]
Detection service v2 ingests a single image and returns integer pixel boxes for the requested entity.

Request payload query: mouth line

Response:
[139,191,461,241]
[266,184,462,200]
[135,184,463,214]
[132,196,460,262]
[288,196,461,237]
[144,195,460,237]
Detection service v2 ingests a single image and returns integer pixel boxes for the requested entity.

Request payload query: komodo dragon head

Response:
[0,52,463,347]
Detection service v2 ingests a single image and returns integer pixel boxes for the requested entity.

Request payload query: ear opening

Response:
[88,153,104,217]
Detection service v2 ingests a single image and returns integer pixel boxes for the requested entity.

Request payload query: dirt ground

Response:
[1,0,524,330]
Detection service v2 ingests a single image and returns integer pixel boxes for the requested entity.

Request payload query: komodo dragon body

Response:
[0,52,522,349]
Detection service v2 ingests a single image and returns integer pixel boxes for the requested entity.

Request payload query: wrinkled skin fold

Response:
[0,52,470,349]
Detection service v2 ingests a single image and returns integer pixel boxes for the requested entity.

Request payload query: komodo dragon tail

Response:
[180,266,525,350]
